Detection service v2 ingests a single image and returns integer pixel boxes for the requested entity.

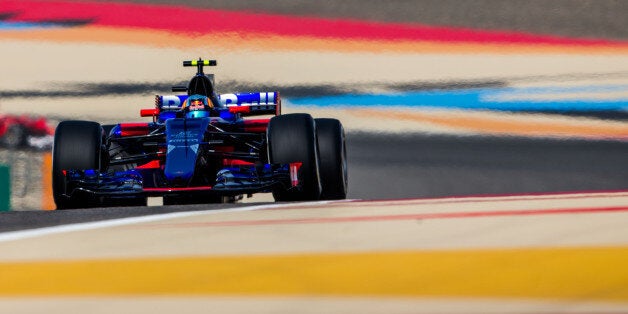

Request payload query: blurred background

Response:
[1,0,627,210]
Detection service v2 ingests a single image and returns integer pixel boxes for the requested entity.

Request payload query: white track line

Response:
[0,201,338,243]
[2,191,624,243]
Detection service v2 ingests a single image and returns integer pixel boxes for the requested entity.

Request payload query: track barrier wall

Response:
[0,164,10,211]
[0,149,50,211]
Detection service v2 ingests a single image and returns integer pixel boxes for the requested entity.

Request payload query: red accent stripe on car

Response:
[135,160,161,169]
[143,186,213,193]
[243,119,269,133]
[223,159,254,167]
[119,123,149,137]
[228,106,251,114]
[290,162,302,187]
[140,108,159,117]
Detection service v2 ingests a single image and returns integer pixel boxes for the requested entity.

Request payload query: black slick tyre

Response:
[52,120,103,209]
[315,118,348,200]
[267,113,321,201]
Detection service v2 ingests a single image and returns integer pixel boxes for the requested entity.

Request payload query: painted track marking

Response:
[136,205,628,228]
[0,201,335,243]
[1,247,628,301]
[1,192,627,304]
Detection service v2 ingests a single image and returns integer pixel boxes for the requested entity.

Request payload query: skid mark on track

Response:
[134,205,628,228]
[255,191,628,211]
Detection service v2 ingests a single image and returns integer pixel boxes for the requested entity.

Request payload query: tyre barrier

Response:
[0,149,52,211]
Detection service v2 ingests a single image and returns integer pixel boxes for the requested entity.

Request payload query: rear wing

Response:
[142,92,281,118]
[220,92,281,115]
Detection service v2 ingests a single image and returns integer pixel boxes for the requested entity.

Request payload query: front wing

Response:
[59,164,297,203]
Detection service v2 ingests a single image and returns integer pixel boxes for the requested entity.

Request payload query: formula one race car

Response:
[0,114,53,150]
[52,59,347,209]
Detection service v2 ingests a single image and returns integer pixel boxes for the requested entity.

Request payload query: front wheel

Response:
[52,120,103,209]
[267,113,321,201]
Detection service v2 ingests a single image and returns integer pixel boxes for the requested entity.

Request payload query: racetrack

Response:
[2,191,628,313]
[2,132,627,232]
[1,0,628,312]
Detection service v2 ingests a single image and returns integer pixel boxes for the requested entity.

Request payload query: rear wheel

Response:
[316,118,348,199]
[52,121,103,209]
[267,113,321,201]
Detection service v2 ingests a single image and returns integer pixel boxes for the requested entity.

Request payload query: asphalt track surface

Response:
[2,132,627,232]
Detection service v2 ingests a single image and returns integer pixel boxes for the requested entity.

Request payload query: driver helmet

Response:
[185,94,212,111]
[183,94,213,118]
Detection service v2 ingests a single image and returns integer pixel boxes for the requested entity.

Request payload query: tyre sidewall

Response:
[52,120,102,209]
[315,118,347,199]
[267,113,321,201]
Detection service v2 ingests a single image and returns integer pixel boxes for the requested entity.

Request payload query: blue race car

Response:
[52,59,347,209]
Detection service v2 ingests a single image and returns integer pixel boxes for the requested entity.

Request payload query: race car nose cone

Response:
[163,118,209,187]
